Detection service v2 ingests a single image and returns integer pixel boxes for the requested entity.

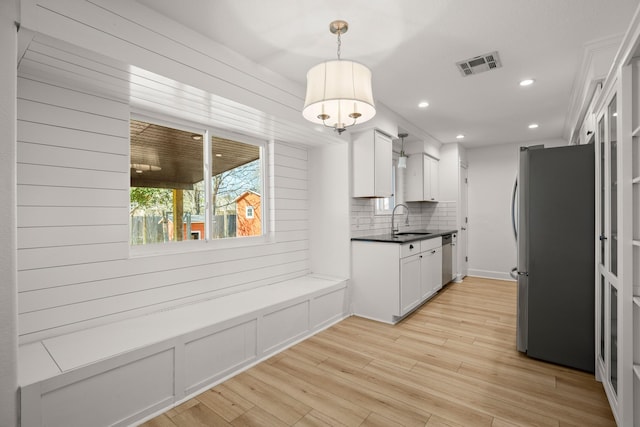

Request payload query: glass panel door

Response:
[599,116,606,266]
[600,275,605,364]
[596,89,619,403]
[597,114,607,368]
[607,95,619,398]
[610,285,618,393]
[609,95,618,276]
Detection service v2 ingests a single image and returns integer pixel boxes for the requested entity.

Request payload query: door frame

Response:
[457,162,469,281]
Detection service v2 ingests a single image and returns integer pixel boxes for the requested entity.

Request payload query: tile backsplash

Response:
[351,199,457,238]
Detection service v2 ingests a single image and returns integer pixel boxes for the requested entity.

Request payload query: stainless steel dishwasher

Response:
[441,233,452,286]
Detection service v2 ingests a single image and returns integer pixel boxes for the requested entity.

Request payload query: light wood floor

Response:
[140,277,614,427]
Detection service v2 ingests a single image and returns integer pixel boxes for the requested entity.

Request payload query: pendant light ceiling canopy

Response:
[303,20,376,135]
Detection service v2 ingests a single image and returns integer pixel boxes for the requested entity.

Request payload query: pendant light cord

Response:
[336,29,342,60]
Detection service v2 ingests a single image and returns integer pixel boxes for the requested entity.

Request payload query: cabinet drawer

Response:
[421,237,442,252]
[400,242,421,258]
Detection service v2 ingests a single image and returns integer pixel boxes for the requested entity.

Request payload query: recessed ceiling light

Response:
[130,163,161,172]
[528,123,539,129]
[418,101,429,108]
[215,153,223,157]
[191,134,203,141]
[520,79,535,87]
[456,134,465,139]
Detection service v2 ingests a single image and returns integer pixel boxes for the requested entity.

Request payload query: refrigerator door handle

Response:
[511,177,518,242]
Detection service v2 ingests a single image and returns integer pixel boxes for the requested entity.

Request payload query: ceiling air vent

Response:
[456,51,502,77]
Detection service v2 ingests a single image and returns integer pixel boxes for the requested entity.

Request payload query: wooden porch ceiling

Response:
[130,120,260,189]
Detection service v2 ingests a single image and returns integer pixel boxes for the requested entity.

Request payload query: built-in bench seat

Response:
[19,274,349,427]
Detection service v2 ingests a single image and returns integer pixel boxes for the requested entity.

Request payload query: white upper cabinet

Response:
[406,154,439,202]
[352,129,393,198]
[429,157,440,201]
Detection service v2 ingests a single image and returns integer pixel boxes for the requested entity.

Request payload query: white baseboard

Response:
[467,269,516,282]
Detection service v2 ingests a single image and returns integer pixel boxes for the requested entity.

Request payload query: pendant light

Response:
[303,20,376,135]
[398,133,408,168]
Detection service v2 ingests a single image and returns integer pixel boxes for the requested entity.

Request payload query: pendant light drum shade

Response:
[398,155,407,169]
[303,59,376,132]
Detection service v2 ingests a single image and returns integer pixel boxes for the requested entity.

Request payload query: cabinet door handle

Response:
[409,244,414,249]
[431,250,436,254]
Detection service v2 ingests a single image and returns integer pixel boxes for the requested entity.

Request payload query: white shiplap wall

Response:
[19,0,345,148]
[17,75,310,344]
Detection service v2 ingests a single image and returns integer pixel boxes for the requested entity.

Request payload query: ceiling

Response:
[135,0,639,147]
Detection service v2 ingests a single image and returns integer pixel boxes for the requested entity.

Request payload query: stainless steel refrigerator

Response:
[513,144,595,373]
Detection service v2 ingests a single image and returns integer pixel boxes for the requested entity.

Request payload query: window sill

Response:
[129,234,273,258]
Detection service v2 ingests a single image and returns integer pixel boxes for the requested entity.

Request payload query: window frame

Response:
[129,111,270,256]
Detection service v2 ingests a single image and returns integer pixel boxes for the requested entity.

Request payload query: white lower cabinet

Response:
[421,244,443,299]
[400,253,422,314]
[452,233,458,282]
[352,237,442,324]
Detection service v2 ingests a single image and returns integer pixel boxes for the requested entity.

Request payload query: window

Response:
[129,119,264,246]
[246,206,255,219]
[211,137,262,239]
[129,120,205,245]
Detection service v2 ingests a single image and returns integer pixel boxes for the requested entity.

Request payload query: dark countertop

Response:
[351,229,458,244]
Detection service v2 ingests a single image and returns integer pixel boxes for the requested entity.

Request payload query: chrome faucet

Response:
[391,203,410,235]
